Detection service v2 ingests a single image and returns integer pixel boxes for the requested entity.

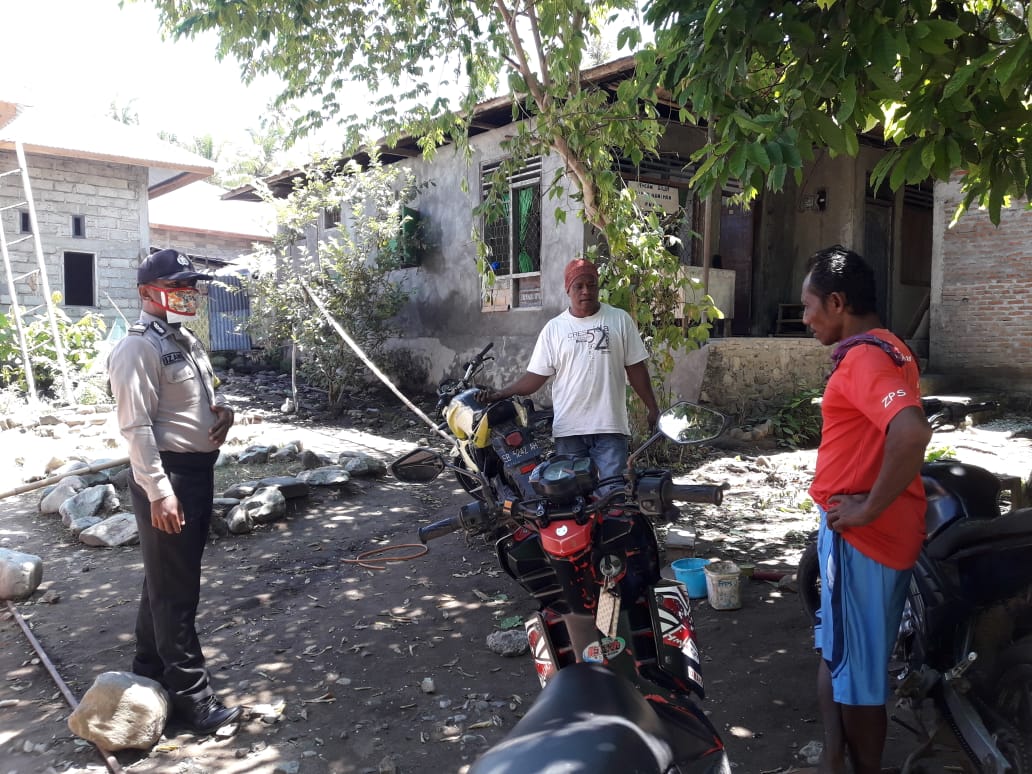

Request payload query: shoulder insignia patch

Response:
[161,352,186,366]
[128,323,148,336]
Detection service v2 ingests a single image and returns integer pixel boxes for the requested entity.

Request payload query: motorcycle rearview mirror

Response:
[626,402,728,475]
[657,402,728,445]
[389,448,447,483]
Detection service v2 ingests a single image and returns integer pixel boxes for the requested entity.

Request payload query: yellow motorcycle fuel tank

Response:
[445,391,493,449]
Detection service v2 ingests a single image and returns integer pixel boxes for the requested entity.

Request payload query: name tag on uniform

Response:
[161,352,186,366]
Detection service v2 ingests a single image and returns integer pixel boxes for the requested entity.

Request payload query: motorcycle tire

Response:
[992,722,1032,773]
[994,635,1032,735]
[452,452,489,502]
[798,540,820,626]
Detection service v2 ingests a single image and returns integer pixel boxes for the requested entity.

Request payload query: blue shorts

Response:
[814,510,912,706]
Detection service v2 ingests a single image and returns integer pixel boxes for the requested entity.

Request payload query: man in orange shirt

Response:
[800,246,931,774]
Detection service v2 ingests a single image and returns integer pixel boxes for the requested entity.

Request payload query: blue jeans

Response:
[555,433,629,493]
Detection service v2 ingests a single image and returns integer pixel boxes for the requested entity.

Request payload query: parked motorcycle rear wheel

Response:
[995,636,1032,735]
[798,540,820,626]
[983,720,1032,773]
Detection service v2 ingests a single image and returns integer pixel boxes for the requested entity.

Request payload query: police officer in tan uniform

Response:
[107,249,241,733]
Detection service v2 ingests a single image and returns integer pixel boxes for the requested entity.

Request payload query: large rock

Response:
[0,548,43,601]
[299,450,327,470]
[59,484,119,526]
[223,481,260,499]
[338,452,387,478]
[67,671,169,751]
[226,507,253,535]
[237,487,287,525]
[256,476,310,500]
[297,467,351,487]
[39,475,86,515]
[79,513,139,547]
[237,445,271,465]
[67,515,103,537]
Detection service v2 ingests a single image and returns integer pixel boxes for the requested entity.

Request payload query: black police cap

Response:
[137,249,213,285]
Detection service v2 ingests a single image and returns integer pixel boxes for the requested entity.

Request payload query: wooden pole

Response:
[0,456,130,502]
[16,141,74,404]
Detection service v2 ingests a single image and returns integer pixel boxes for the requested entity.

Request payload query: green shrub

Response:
[0,296,107,399]
[768,387,824,449]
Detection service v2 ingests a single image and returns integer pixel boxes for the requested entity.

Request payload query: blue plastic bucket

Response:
[672,557,711,599]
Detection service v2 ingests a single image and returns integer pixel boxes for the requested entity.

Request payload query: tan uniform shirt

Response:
[107,312,223,502]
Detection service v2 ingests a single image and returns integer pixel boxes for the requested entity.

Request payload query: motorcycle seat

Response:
[469,663,673,773]
[926,506,1032,562]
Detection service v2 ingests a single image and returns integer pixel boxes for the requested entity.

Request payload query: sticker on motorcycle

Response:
[650,582,706,697]
[525,613,559,687]
[582,636,626,663]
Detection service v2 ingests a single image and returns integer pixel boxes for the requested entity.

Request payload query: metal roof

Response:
[0,100,214,197]
[223,56,646,202]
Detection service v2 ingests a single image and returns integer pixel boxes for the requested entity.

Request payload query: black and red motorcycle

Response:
[391,401,732,773]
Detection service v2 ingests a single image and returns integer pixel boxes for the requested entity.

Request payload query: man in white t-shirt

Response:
[482,258,659,488]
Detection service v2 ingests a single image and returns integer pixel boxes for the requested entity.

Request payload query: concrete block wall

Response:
[0,150,146,328]
[698,337,831,419]
[932,181,1032,394]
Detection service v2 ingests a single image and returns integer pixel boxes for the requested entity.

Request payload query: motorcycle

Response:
[796,398,1032,772]
[432,342,552,505]
[390,401,733,773]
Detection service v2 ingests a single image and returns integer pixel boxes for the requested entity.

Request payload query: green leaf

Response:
[810,111,846,155]
[836,79,858,123]
[995,37,1030,98]
[843,129,859,157]
[942,63,977,100]
[744,142,770,169]
[872,27,898,71]
[729,143,747,178]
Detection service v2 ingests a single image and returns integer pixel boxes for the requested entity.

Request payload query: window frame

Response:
[62,250,97,307]
[480,156,543,311]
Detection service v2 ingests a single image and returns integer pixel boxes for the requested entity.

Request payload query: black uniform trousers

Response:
[128,450,219,711]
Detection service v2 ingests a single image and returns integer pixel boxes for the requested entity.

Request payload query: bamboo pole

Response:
[0,456,130,502]
[16,141,74,404]
[0,195,38,401]
[6,601,124,774]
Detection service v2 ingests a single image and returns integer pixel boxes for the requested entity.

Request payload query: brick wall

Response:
[0,150,146,327]
[932,181,1032,394]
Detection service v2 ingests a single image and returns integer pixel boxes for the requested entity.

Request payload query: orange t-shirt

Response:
[808,329,926,569]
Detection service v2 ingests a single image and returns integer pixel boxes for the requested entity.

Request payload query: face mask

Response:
[146,285,200,322]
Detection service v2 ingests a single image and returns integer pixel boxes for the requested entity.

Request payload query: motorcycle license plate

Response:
[498,442,542,465]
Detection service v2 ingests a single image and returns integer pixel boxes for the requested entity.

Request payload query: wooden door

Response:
[719,202,754,335]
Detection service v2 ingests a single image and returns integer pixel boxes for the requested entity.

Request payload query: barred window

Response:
[481,157,542,311]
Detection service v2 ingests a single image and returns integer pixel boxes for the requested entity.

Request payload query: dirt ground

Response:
[2,376,1032,774]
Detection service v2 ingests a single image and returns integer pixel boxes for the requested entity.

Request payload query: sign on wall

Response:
[626,180,680,215]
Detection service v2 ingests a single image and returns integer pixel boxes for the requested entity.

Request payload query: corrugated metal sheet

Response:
[207,271,253,353]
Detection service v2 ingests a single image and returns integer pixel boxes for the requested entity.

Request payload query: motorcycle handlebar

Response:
[476,342,494,361]
[418,516,462,544]
[670,483,725,506]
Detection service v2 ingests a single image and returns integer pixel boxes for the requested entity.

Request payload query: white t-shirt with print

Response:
[527,302,649,438]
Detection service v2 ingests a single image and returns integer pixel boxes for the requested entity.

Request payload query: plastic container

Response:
[672,557,710,599]
[704,560,742,610]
